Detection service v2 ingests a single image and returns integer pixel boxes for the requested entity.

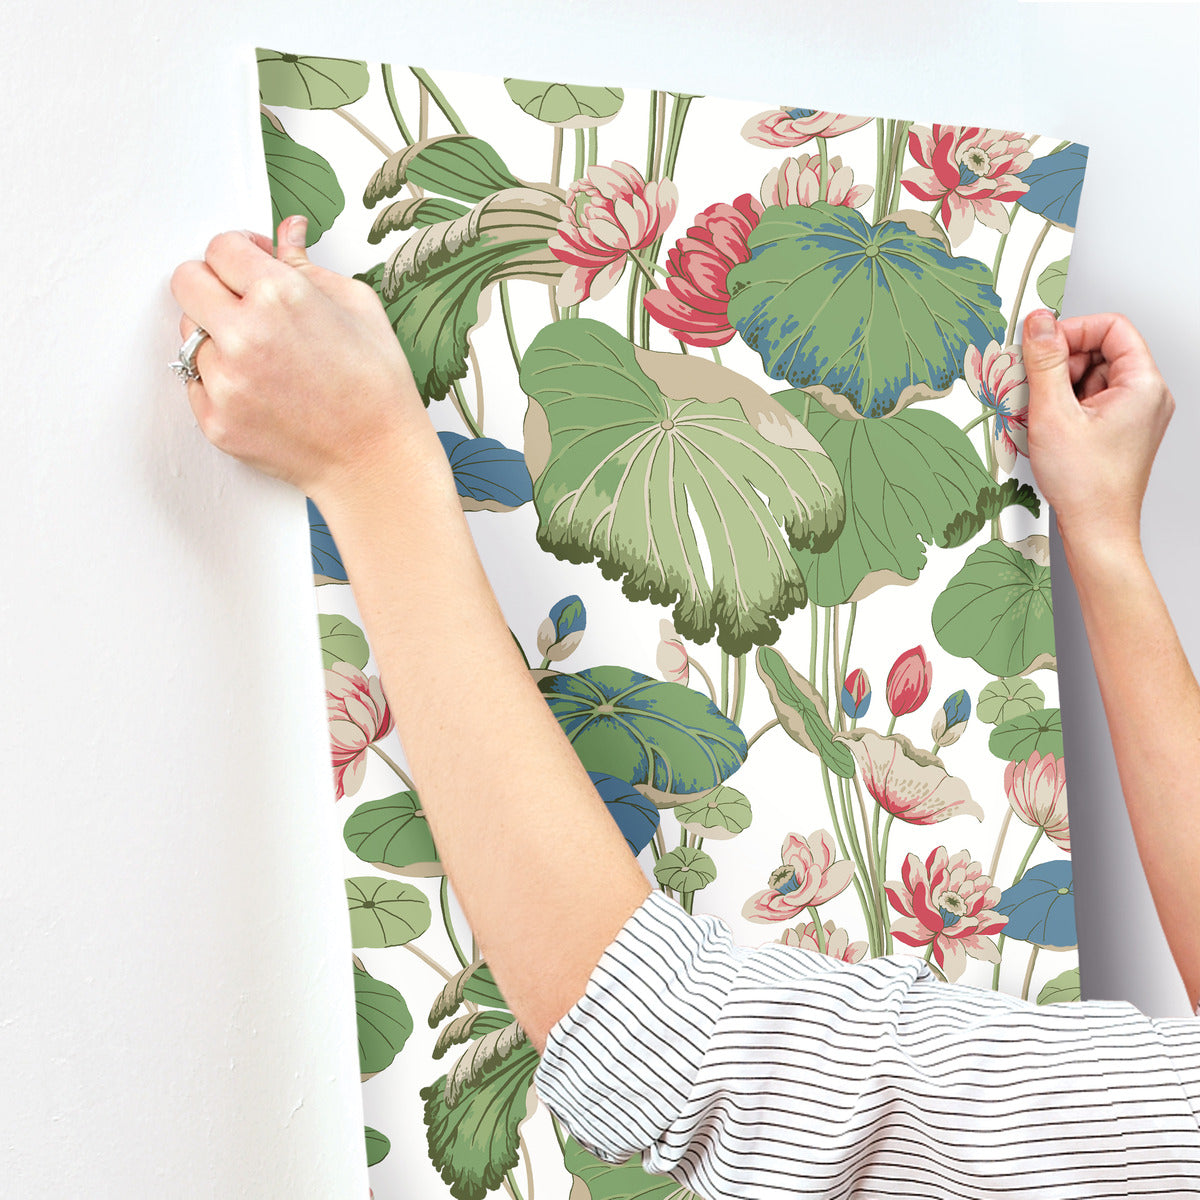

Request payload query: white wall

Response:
[2,1,1195,1194]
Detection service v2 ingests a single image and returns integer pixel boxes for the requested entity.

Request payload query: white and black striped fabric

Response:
[533,887,1200,1197]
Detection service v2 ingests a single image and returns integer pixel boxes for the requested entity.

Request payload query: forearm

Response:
[1060,526,1200,1007]
[318,437,651,1054]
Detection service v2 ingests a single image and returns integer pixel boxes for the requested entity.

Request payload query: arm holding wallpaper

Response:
[171,217,1200,1195]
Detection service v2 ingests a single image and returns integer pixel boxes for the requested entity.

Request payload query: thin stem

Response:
[499,280,523,375]
[850,771,883,948]
[652,91,667,180]
[550,1113,567,1154]
[887,121,910,214]
[626,251,659,292]
[503,1168,524,1200]
[468,345,485,434]
[961,407,993,435]
[817,137,828,201]
[880,811,896,953]
[587,125,598,166]
[987,806,1015,885]
[402,940,454,982]
[1021,944,1041,1003]
[927,959,948,983]
[380,64,414,146]
[418,81,429,141]
[1004,218,1052,346]
[745,717,779,752]
[991,199,1023,284]
[720,648,729,714]
[730,653,747,725]
[449,378,482,438]
[440,876,470,969]
[520,1132,535,1200]
[573,128,585,184]
[547,285,561,324]
[333,108,393,157]
[808,905,828,955]
[689,656,718,705]
[873,118,886,223]
[810,597,818,682]
[992,826,1044,989]
[368,742,415,791]
[409,67,467,134]
[645,90,658,179]
[711,347,721,365]
[551,127,563,190]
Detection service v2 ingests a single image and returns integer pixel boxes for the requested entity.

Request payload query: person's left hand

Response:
[169,215,442,507]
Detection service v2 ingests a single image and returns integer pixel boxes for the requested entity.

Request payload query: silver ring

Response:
[168,326,211,383]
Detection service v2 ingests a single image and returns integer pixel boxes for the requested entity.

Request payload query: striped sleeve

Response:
[532,887,1200,1198]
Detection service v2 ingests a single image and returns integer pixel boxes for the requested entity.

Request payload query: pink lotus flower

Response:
[326,662,393,801]
[656,618,690,685]
[548,160,678,307]
[742,107,872,149]
[885,846,1008,982]
[901,125,1033,247]
[742,830,855,922]
[642,193,763,348]
[966,340,1030,474]
[1004,750,1070,852]
[759,153,872,209]
[887,645,932,717]
[779,918,868,963]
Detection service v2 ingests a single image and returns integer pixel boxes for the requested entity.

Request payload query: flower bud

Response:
[536,594,586,662]
[886,645,932,717]
[656,618,690,685]
[841,667,871,719]
[931,688,971,748]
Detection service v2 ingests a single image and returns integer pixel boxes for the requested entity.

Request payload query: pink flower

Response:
[742,107,872,149]
[548,160,678,307]
[759,154,873,209]
[966,340,1030,474]
[642,193,763,348]
[885,846,1008,982]
[886,645,932,717]
[656,618,690,685]
[779,918,868,963]
[326,662,393,801]
[901,125,1033,247]
[742,830,855,922]
[1004,751,1070,852]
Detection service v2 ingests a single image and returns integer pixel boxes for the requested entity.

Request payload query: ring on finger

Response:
[169,326,211,384]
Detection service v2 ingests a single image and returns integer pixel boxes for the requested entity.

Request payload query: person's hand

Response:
[1021,307,1175,553]
[169,215,447,508]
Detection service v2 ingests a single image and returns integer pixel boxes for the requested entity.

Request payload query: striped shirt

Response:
[533,887,1200,1197]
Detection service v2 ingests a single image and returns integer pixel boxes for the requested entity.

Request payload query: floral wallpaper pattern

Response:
[254,48,1088,1199]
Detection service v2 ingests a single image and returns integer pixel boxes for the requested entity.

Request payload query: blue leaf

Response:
[589,771,661,856]
[995,859,1075,948]
[1015,144,1088,230]
[437,431,533,511]
[308,498,347,581]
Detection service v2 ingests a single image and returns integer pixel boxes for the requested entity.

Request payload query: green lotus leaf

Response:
[368,196,473,243]
[562,1134,706,1198]
[343,791,442,877]
[989,707,1063,761]
[756,645,856,777]
[364,134,528,207]
[520,320,845,655]
[653,847,717,894]
[354,961,413,1078]
[256,48,369,109]
[1036,256,1070,318]
[359,187,564,403]
[977,676,1046,726]
[727,202,1006,417]
[539,665,747,797]
[932,538,1056,676]
[463,964,509,1011]
[433,1009,516,1060]
[1037,966,1081,1006]
[673,784,752,841]
[420,1039,541,1200]
[779,398,995,605]
[364,1125,391,1167]
[940,478,1042,550]
[259,112,345,245]
[319,614,369,670]
[503,78,624,127]
[346,877,431,948]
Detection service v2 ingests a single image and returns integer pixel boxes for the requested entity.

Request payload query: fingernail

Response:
[287,216,308,247]
[1028,308,1056,340]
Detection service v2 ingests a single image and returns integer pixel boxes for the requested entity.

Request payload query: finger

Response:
[204,228,289,297]
[174,313,218,431]
[175,310,219,385]
[274,214,311,268]
[170,258,239,334]
[1021,309,1075,414]
[1058,312,1156,381]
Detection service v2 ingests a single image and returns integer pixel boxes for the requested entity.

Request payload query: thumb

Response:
[276,214,311,267]
[1021,308,1073,415]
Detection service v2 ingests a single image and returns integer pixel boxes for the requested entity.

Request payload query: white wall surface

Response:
[2,1,1196,1195]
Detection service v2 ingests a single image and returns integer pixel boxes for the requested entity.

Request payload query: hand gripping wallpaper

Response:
[253,48,1089,1199]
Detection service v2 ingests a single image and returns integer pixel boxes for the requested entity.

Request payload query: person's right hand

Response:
[1021,308,1175,552]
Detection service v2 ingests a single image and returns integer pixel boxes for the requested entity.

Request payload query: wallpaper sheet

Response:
[252,48,1089,1199]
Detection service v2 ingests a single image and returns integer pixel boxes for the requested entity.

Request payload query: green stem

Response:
[711,346,722,366]
[551,127,563,190]
[368,742,415,791]
[961,407,993,434]
[808,905,827,955]
[731,652,747,725]
[720,648,729,713]
[1004,218,1052,347]
[408,67,467,133]
[873,118,886,223]
[886,712,897,736]
[333,108,392,157]
[380,64,414,145]
[1021,944,1041,1002]
[818,761,875,955]
[987,806,1015,885]
[449,378,482,438]
[499,280,522,375]
[817,137,828,201]
[887,121,910,214]
[504,1167,525,1200]
[809,597,819,683]
[573,128,585,184]
[880,812,896,954]
[745,718,779,752]
[550,1113,567,1154]
[587,125,597,167]
[440,876,470,969]
[991,199,1023,285]
[645,90,659,178]
[992,826,1044,989]
[626,252,660,292]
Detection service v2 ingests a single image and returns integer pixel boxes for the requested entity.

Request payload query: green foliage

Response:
[259,112,345,245]
[653,847,717,893]
[343,792,442,877]
[673,785,752,840]
[354,962,413,1077]
[988,707,1063,761]
[1037,966,1081,1005]
[364,1125,391,1167]
[503,78,624,126]
[977,676,1046,726]
[256,48,369,109]
[319,614,369,669]
[346,877,431,948]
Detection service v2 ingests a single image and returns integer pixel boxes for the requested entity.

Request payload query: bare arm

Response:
[1022,308,1198,1007]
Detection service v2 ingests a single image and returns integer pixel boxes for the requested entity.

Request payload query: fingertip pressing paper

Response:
[253,48,1087,1198]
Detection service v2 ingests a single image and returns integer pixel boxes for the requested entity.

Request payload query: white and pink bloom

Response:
[885,846,1008,982]
[965,340,1030,474]
[779,918,868,963]
[759,153,872,209]
[742,830,855,922]
[326,662,393,801]
[901,125,1033,247]
[742,107,872,149]
[1004,750,1070,852]
[656,618,690,685]
[548,160,678,307]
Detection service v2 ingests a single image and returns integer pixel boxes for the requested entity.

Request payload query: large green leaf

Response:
[989,707,1063,762]
[1037,966,1081,1006]
[319,613,368,669]
[539,665,747,799]
[563,1134,706,1198]
[503,78,624,127]
[781,399,995,605]
[673,784,752,840]
[354,962,413,1078]
[343,791,442,877]
[256,48,369,109]
[932,538,1055,676]
[346,877,431,948]
[756,645,856,777]
[358,187,564,403]
[976,676,1045,726]
[1036,256,1069,317]
[520,320,844,655]
[259,112,345,245]
[653,847,717,893]
[727,203,1006,417]
[420,1039,541,1200]
[364,134,529,207]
